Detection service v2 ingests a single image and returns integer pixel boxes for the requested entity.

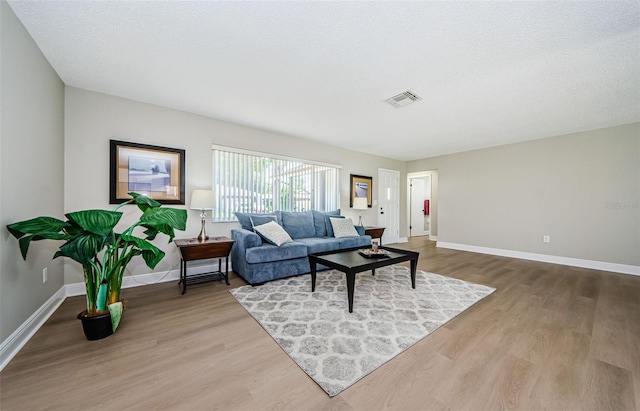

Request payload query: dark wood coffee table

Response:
[308,246,419,313]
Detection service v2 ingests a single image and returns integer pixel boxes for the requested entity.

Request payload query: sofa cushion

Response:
[281,211,316,239]
[336,235,371,249]
[311,209,341,237]
[296,237,341,254]
[254,221,293,246]
[245,241,308,264]
[235,212,279,230]
[330,217,359,238]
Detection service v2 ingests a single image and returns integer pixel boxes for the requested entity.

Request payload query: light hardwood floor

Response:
[1,237,638,410]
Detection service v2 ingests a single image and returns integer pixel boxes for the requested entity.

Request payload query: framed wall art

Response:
[110,140,185,204]
[350,174,372,208]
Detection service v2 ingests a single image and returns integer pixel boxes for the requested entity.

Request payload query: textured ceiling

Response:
[7,1,640,161]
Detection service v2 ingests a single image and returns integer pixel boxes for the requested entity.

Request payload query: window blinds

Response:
[212,146,341,222]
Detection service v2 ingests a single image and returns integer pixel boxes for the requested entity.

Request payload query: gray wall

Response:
[1,1,65,343]
[64,87,406,284]
[407,123,640,266]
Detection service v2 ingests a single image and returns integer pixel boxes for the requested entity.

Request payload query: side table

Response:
[174,237,234,294]
[364,227,386,245]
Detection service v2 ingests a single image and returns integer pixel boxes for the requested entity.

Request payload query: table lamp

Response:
[190,189,215,241]
[352,197,368,226]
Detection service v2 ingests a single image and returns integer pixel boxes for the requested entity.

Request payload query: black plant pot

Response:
[77,311,113,340]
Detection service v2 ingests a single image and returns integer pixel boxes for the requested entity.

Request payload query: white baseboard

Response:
[0,287,66,372]
[64,262,223,296]
[64,269,181,297]
[437,242,640,276]
[1,262,226,372]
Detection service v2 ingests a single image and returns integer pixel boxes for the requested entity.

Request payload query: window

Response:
[212,145,341,222]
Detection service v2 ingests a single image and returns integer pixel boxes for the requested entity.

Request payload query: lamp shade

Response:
[190,190,215,210]
[352,197,368,210]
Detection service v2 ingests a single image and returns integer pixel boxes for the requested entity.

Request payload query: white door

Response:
[410,177,430,237]
[378,168,400,244]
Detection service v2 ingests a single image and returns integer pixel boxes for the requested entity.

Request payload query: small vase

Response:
[77,311,113,340]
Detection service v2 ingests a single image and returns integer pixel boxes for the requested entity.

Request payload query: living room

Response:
[1,1,639,409]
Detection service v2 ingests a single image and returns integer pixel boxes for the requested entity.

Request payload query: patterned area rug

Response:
[230,265,495,397]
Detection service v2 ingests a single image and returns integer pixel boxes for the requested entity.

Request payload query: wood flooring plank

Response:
[580,359,636,411]
[477,354,537,411]
[437,304,502,360]
[430,340,506,410]
[589,275,634,372]
[622,301,640,411]
[529,328,591,410]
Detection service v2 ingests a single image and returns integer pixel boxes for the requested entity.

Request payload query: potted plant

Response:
[6,192,187,340]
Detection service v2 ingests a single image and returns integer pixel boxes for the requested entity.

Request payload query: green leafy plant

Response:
[7,193,187,322]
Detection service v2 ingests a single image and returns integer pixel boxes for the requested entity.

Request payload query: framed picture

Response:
[350,174,372,208]
[110,140,185,204]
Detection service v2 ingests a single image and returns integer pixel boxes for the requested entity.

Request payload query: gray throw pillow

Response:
[254,221,293,246]
[329,217,359,238]
[326,215,345,237]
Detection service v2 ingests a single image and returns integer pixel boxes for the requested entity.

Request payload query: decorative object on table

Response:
[230,265,496,397]
[358,241,386,258]
[358,248,389,258]
[6,192,187,340]
[352,197,368,226]
[110,140,185,204]
[190,189,215,242]
[364,226,385,245]
[175,237,234,294]
[349,174,372,208]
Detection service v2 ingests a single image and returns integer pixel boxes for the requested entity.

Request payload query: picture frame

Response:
[350,174,372,208]
[110,140,185,204]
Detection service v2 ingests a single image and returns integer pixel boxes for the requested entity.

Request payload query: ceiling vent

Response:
[385,90,422,108]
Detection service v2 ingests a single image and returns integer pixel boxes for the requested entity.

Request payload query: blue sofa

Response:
[231,210,372,285]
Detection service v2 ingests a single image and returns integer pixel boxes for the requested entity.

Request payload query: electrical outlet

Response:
[543,235,550,243]
[42,267,48,283]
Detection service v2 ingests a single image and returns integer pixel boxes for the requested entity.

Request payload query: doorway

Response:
[410,176,430,237]
[407,170,438,240]
[377,168,400,244]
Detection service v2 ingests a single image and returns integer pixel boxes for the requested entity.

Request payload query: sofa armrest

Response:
[355,225,365,236]
[230,228,264,279]
[231,228,262,249]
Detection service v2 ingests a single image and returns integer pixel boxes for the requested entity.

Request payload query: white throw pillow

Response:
[253,221,293,246]
[329,217,359,238]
